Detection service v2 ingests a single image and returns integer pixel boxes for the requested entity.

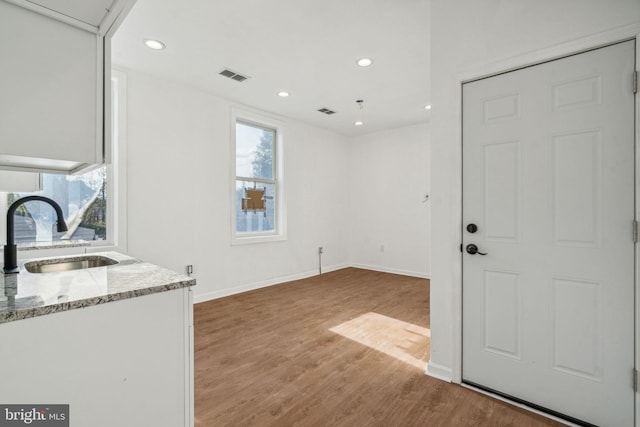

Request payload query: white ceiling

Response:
[111,0,430,137]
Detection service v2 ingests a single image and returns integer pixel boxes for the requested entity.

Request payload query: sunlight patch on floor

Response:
[329,312,430,370]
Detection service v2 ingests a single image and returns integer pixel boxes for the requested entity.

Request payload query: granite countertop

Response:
[0,251,196,324]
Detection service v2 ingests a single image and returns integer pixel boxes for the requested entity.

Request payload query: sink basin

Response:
[24,255,119,273]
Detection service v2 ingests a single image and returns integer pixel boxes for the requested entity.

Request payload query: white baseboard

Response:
[193,262,429,304]
[350,263,430,279]
[425,361,453,382]
[193,263,349,303]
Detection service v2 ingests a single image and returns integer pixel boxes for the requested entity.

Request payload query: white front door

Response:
[462,40,636,426]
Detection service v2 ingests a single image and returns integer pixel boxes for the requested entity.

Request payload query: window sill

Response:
[16,240,93,252]
[231,233,286,246]
[0,240,119,262]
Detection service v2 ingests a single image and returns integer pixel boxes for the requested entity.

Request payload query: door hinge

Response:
[634,368,638,392]
[634,71,638,94]
[634,220,638,243]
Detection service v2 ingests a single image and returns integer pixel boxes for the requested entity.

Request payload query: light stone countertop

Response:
[0,251,196,324]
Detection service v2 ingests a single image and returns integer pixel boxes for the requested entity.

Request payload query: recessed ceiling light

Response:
[356,58,373,67]
[144,39,166,50]
[355,121,364,126]
[425,105,432,110]
[278,91,290,98]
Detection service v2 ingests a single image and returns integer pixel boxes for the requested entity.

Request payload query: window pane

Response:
[236,122,274,180]
[235,180,275,234]
[8,167,107,243]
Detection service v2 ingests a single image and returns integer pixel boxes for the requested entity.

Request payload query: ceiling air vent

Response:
[317,108,336,115]
[218,68,250,82]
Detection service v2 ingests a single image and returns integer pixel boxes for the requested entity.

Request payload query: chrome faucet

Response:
[3,196,68,274]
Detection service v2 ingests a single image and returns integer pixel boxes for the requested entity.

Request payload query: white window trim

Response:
[93,68,128,254]
[230,108,286,245]
[73,68,128,254]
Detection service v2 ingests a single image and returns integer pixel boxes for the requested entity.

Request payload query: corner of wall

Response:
[425,360,453,383]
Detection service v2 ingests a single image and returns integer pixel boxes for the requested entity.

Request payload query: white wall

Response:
[348,124,430,277]
[124,69,432,302]
[125,70,351,302]
[429,0,640,382]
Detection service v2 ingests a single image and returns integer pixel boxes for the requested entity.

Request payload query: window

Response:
[0,70,125,248]
[3,168,108,244]
[232,112,285,243]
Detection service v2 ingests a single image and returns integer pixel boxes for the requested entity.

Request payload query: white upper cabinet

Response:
[0,0,135,174]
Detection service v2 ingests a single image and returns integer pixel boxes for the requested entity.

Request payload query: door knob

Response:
[466,244,487,255]
[466,224,478,233]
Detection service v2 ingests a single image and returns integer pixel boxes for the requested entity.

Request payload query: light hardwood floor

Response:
[194,268,561,426]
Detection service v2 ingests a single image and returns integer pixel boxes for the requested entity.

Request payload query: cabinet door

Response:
[0,288,192,427]
[0,1,102,172]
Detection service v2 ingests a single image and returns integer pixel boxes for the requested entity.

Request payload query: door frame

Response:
[451,25,640,424]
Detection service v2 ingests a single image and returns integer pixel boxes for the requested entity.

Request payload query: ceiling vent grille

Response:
[218,68,250,82]
[317,108,336,115]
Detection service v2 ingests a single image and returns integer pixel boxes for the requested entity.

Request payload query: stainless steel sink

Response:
[24,255,119,273]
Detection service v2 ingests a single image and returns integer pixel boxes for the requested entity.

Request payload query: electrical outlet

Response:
[318,246,324,254]
[380,245,385,253]
[186,265,194,275]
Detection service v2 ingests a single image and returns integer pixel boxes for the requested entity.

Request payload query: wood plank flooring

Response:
[194,268,561,426]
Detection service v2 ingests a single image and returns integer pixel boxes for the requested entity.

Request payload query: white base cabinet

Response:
[0,288,194,427]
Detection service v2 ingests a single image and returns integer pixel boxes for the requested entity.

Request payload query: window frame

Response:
[231,108,286,245]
